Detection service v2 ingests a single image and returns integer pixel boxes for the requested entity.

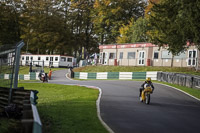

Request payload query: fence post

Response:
[9,41,24,104]
[13,41,25,89]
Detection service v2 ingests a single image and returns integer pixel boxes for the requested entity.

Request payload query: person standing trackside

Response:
[48,69,52,80]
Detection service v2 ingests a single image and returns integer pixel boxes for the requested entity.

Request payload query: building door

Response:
[103,53,105,64]
[188,50,197,66]
[50,57,53,66]
[102,52,108,65]
[138,51,145,65]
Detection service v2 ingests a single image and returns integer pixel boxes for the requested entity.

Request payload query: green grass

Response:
[19,66,66,74]
[18,83,108,133]
[0,79,11,88]
[73,66,200,76]
[1,81,200,133]
[0,118,20,133]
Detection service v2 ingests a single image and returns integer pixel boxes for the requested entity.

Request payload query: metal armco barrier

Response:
[157,72,200,89]
[22,91,42,133]
[0,87,9,111]
[0,87,42,133]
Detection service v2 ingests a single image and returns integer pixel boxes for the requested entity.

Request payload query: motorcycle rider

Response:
[139,77,154,97]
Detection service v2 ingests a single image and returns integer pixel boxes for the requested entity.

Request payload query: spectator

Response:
[48,69,52,80]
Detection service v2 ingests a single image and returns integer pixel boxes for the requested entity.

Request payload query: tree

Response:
[131,17,150,43]
[177,0,200,49]
[116,18,134,43]
[145,0,160,17]
[0,0,21,45]
[149,0,184,55]
[92,0,146,44]
[69,0,98,59]
[149,0,200,55]
[20,0,73,55]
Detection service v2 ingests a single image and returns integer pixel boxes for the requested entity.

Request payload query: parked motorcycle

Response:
[140,83,153,104]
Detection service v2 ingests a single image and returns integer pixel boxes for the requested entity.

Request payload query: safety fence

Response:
[0,87,9,111]
[0,41,42,133]
[22,90,42,133]
[0,87,42,133]
[157,72,200,89]
[74,71,158,80]
[0,72,40,80]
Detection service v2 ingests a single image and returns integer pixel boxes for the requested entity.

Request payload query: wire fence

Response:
[0,44,16,88]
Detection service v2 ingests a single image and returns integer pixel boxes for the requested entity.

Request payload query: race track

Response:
[48,69,200,133]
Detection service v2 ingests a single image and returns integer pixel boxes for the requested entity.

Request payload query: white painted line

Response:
[155,83,200,102]
[77,85,115,133]
[60,81,115,133]
[65,74,76,81]
[195,86,200,89]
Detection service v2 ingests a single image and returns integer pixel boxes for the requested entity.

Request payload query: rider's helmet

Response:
[146,77,151,83]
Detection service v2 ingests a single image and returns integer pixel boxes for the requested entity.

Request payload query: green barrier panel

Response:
[9,74,12,79]
[74,72,80,78]
[132,72,146,79]
[0,74,4,79]
[107,72,119,79]
[88,73,97,79]
[19,75,24,80]
[30,72,36,80]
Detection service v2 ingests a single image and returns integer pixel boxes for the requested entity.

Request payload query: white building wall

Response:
[21,54,75,67]
[99,43,200,68]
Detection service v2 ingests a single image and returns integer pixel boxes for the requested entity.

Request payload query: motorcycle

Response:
[140,83,153,104]
[39,72,48,82]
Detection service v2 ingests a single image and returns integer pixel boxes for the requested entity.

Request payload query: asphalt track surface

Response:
[48,69,200,133]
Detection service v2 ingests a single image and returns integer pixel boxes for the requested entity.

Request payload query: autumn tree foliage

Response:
[92,0,146,44]
[1,0,199,59]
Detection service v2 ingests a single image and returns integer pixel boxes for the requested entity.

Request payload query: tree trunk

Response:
[171,55,174,67]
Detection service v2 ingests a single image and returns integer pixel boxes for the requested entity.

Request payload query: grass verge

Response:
[18,83,108,133]
[154,81,200,99]
[73,66,200,76]
[0,118,20,133]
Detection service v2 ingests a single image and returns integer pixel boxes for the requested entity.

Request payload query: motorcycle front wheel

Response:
[145,93,150,104]
[140,96,143,102]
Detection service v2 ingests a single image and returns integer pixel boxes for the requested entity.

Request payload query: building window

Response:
[61,57,66,61]
[174,52,186,59]
[127,52,135,59]
[30,56,33,60]
[38,57,41,60]
[50,57,53,61]
[67,58,72,62]
[119,52,123,59]
[26,56,29,60]
[161,51,172,59]
[154,52,159,59]
[188,50,197,66]
[22,56,24,60]
[109,53,115,59]
[100,53,102,58]
[46,57,49,61]
[55,57,58,61]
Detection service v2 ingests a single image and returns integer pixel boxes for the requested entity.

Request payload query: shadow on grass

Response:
[38,100,108,133]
